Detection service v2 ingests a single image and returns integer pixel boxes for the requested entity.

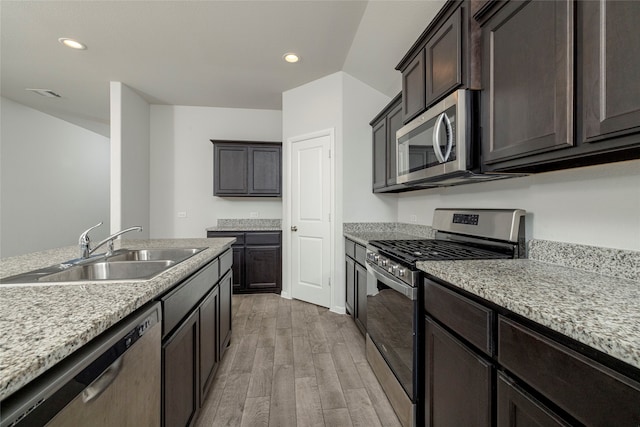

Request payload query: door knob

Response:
[291,226,298,232]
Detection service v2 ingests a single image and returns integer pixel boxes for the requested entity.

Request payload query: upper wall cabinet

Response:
[397,1,479,124]
[211,140,282,197]
[476,0,640,172]
[581,0,640,145]
[479,0,574,165]
[370,93,404,193]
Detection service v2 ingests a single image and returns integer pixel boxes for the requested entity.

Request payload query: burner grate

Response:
[370,239,512,264]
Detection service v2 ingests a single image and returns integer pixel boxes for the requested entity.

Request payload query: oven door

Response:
[366,263,420,401]
[396,89,470,185]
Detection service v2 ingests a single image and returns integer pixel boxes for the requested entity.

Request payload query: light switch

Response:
[177,211,187,218]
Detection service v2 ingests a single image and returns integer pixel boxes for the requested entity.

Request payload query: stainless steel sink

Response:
[0,247,205,285]
[106,248,204,263]
[38,260,176,282]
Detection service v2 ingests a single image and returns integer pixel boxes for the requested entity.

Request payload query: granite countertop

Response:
[417,259,640,370]
[207,218,281,232]
[0,238,235,401]
[344,231,424,247]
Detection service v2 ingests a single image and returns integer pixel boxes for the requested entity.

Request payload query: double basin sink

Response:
[1,248,205,284]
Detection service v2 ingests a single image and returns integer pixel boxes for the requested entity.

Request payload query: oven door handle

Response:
[366,262,418,301]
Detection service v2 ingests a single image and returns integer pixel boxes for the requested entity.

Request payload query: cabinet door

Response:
[425,8,462,106]
[402,50,426,123]
[372,119,387,190]
[163,310,199,427]
[386,102,403,186]
[482,0,574,165]
[497,373,571,427]
[219,270,232,357]
[232,246,244,293]
[245,246,281,293]
[425,317,492,427]
[249,146,281,195]
[345,256,355,317]
[214,145,248,195]
[199,286,219,403]
[354,263,367,335]
[582,0,640,144]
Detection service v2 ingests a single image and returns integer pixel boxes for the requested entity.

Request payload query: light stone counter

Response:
[206,218,281,232]
[0,238,234,401]
[417,259,640,371]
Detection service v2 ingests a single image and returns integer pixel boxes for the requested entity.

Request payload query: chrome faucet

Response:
[79,223,143,259]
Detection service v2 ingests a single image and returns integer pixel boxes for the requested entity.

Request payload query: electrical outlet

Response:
[250,212,259,218]
[410,214,417,223]
[177,211,187,218]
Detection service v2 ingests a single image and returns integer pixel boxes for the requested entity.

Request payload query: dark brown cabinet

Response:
[476,0,640,172]
[345,238,367,335]
[581,0,640,146]
[161,251,233,427]
[402,52,426,123]
[199,286,219,403]
[163,310,199,427]
[397,1,476,124]
[425,8,463,107]
[425,278,640,427]
[370,93,404,193]
[497,373,570,427]
[480,0,574,165]
[425,317,492,427]
[207,231,282,294]
[212,141,281,197]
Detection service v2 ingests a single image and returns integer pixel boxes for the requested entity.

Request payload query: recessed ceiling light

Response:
[283,53,300,63]
[58,38,87,50]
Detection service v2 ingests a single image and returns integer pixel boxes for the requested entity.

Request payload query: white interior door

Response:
[290,132,332,308]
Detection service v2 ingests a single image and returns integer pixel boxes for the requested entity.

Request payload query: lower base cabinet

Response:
[425,278,640,427]
[345,238,367,335]
[161,250,233,427]
[163,310,199,427]
[425,317,492,427]
[207,231,282,294]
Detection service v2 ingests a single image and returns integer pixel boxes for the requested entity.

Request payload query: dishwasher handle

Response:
[81,357,123,403]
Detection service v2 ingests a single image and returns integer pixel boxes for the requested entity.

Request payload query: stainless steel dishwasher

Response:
[1,302,161,427]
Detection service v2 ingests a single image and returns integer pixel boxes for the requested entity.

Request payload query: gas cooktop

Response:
[368,239,513,265]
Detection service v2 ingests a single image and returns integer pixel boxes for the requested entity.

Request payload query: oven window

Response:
[397,105,457,175]
[367,281,415,399]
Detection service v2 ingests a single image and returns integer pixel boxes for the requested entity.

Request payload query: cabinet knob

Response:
[291,226,298,232]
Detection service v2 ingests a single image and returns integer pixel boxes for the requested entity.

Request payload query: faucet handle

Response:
[79,222,103,244]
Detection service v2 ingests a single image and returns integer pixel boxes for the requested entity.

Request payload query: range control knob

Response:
[391,265,399,274]
[381,259,388,267]
[373,254,380,262]
[398,268,406,277]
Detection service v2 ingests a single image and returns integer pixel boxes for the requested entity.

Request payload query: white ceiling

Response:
[1,0,445,136]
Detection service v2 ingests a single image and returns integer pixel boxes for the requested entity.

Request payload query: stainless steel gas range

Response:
[365,208,526,427]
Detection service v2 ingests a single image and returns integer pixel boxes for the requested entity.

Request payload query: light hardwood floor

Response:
[195,293,401,427]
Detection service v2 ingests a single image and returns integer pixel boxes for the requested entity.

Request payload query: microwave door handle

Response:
[432,113,447,163]
[442,113,453,161]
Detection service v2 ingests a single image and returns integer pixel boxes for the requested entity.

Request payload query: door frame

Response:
[283,128,337,311]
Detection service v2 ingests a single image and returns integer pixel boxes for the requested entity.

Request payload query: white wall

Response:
[397,159,640,250]
[342,72,397,222]
[149,105,282,238]
[110,82,150,238]
[282,71,398,312]
[0,97,110,257]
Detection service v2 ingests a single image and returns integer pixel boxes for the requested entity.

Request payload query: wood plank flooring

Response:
[195,293,401,427]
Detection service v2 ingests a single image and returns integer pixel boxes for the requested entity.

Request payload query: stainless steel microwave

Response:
[396,89,513,187]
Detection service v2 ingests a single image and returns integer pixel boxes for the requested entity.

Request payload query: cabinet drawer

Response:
[345,239,356,259]
[354,243,366,265]
[245,231,281,245]
[498,316,640,426]
[207,231,244,245]
[219,248,232,275]
[424,279,493,356]
[162,259,219,337]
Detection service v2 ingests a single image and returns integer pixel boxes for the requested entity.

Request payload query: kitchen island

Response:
[0,238,234,402]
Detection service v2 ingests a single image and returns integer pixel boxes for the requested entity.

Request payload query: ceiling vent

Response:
[25,88,62,98]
